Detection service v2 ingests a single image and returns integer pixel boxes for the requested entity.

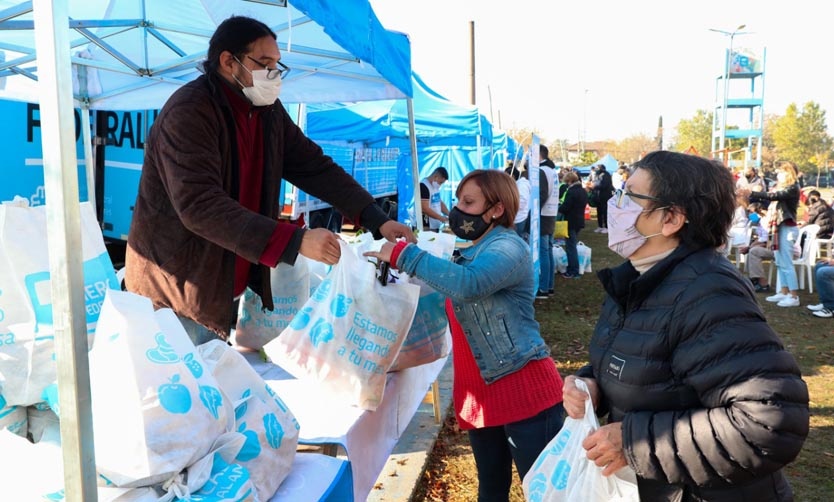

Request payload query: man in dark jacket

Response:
[125,16,414,342]
[563,151,808,501]
[803,189,834,239]
[556,171,588,278]
[590,164,614,233]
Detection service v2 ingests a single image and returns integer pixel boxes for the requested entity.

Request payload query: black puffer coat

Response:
[805,200,834,239]
[577,245,809,501]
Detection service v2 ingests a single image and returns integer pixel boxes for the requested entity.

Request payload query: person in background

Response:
[741,161,802,307]
[507,164,531,240]
[537,144,560,299]
[563,150,809,501]
[365,169,565,502]
[612,162,628,190]
[801,189,834,239]
[742,202,775,293]
[590,164,614,233]
[807,256,834,318]
[420,166,451,231]
[557,170,588,278]
[125,15,414,344]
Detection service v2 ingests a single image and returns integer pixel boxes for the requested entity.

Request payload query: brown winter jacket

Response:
[125,73,388,338]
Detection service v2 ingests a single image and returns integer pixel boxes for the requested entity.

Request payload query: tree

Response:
[770,102,833,173]
[614,134,658,163]
[577,151,599,166]
[670,109,712,157]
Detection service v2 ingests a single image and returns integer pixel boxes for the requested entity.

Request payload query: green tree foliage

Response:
[614,134,659,163]
[670,109,712,156]
[577,151,599,166]
[770,102,833,172]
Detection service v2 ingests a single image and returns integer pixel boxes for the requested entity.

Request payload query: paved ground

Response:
[366,358,453,502]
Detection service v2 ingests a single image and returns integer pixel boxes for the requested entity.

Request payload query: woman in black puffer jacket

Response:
[803,189,834,239]
[562,151,809,501]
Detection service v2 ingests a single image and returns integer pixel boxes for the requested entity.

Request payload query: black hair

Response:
[205,16,276,74]
[539,144,549,159]
[631,150,735,250]
[432,167,449,180]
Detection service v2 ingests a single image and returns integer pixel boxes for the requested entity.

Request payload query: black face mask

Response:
[448,205,494,241]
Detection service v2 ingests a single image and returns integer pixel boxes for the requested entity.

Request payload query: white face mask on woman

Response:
[232,57,283,106]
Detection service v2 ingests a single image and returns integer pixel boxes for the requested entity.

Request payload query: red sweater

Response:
[445,298,564,430]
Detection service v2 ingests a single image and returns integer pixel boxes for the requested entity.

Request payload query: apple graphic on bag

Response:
[158,374,192,414]
[329,294,352,318]
[236,422,262,462]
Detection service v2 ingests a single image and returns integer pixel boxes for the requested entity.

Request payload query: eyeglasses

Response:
[242,55,291,80]
[612,188,673,209]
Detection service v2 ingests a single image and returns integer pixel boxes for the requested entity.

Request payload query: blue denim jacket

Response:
[396,226,551,383]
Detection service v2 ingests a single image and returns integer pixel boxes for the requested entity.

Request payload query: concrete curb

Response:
[367,358,454,501]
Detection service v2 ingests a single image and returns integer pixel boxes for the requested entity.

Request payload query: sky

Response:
[369,0,833,146]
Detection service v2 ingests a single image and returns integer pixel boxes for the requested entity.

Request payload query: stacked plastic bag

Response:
[0,198,300,500]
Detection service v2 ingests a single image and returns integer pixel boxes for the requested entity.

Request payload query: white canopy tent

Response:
[0,0,414,498]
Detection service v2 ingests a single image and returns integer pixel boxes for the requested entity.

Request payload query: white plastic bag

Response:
[552,245,568,274]
[0,198,119,334]
[233,256,311,350]
[388,232,455,372]
[523,379,639,502]
[198,340,300,501]
[89,290,234,487]
[264,240,420,410]
[577,242,593,275]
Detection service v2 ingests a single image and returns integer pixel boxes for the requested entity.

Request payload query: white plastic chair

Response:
[766,224,821,292]
[793,224,820,293]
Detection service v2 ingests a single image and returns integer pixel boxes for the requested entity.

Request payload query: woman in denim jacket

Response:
[366,169,564,501]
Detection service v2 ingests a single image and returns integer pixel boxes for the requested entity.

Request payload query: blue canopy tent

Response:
[576,153,620,176]
[305,72,500,226]
[0,0,412,495]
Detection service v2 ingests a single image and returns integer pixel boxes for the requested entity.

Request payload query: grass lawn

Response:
[412,217,834,502]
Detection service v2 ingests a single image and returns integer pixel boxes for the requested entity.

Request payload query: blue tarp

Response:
[576,153,620,175]
[0,0,413,109]
[305,72,511,225]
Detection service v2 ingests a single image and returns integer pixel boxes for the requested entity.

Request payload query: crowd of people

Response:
[123,14,811,502]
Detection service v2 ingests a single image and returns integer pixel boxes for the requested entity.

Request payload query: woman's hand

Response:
[363,242,396,264]
[562,375,600,419]
[583,422,628,477]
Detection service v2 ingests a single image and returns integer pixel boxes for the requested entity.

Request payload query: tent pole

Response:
[33,1,99,500]
[81,107,96,217]
[407,98,422,229]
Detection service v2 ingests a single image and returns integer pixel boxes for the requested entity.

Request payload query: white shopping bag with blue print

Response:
[388,232,455,372]
[523,379,639,502]
[577,242,593,275]
[264,240,420,410]
[0,198,119,336]
[198,340,300,501]
[234,255,311,350]
[89,290,234,488]
[0,390,27,438]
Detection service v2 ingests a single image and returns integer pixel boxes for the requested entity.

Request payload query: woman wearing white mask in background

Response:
[126,15,414,345]
[740,161,802,307]
[562,151,809,501]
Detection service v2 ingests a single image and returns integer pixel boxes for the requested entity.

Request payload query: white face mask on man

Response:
[232,57,283,106]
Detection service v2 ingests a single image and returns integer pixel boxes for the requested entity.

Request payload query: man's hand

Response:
[562,375,600,419]
[299,228,342,265]
[379,220,416,243]
[583,422,628,477]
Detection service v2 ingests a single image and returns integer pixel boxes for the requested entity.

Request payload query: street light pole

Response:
[709,25,747,161]
[582,88,588,154]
